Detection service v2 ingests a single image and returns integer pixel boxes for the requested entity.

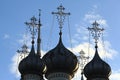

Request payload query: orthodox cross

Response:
[52,4,70,33]
[17,44,29,58]
[25,16,38,41]
[25,10,42,57]
[88,21,104,44]
[77,50,89,80]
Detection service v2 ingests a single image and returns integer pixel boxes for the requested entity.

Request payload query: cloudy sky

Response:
[0,0,120,80]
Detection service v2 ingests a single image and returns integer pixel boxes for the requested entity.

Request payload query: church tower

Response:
[83,21,111,80]
[42,5,79,80]
[18,12,46,80]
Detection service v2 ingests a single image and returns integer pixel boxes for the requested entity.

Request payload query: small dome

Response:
[84,45,111,79]
[42,36,79,78]
[18,44,46,76]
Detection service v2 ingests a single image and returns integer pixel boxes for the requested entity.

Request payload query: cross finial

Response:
[52,4,70,34]
[78,50,89,70]
[25,10,42,57]
[77,50,89,80]
[88,21,104,44]
[25,16,38,44]
[25,16,38,42]
[17,44,29,58]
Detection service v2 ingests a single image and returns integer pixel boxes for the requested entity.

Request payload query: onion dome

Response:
[18,41,46,77]
[84,44,111,79]
[42,32,79,78]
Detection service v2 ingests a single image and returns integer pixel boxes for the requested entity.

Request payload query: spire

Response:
[37,9,42,57]
[52,4,70,38]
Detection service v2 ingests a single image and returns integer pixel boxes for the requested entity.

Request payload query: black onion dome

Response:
[18,44,46,76]
[84,45,111,79]
[42,35,79,78]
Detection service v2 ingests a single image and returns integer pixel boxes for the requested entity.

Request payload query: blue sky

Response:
[0,0,120,80]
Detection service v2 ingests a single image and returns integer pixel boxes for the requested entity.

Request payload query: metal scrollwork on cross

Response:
[88,21,104,43]
[25,16,38,41]
[52,4,70,32]
[17,44,29,58]
[77,50,89,80]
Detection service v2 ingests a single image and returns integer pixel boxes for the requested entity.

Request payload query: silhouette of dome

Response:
[84,45,111,79]
[42,33,79,78]
[18,41,46,77]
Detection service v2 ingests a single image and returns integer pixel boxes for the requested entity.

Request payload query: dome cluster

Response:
[18,5,111,80]
[18,35,79,79]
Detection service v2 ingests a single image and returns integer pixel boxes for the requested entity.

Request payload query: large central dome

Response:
[42,33,79,78]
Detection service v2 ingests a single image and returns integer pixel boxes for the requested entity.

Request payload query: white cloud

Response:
[70,4,118,59]
[83,5,107,26]
[18,34,31,47]
[71,38,79,45]
[98,40,118,59]
[10,53,21,78]
[110,70,120,80]
[69,40,118,60]
[3,34,10,39]
[73,67,83,80]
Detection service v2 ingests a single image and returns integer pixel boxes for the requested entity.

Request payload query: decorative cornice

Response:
[47,72,72,80]
[22,74,43,80]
